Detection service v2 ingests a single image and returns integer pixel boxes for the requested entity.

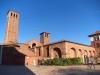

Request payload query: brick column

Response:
[51,48,54,59]
[41,46,44,57]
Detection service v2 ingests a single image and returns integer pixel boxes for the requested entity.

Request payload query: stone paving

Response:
[0,65,100,75]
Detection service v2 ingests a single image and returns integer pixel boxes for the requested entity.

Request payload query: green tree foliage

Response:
[43,57,82,66]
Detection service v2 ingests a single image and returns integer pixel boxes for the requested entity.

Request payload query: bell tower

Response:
[4,10,19,44]
[89,31,100,57]
[40,32,50,45]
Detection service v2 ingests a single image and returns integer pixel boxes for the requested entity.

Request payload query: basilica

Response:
[0,10,100,65]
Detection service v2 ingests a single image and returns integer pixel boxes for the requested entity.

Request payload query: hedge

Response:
[42,57,82,66]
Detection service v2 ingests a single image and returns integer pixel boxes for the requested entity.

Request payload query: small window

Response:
[96,43,100,47]
[97,36,99,40]
[94,37,96,41]
[98,53,100,57]
[14,14,15,17]
[45,33,48,37]
[16,15,18,18]
[11,13,13,16]
[28,46,31,48]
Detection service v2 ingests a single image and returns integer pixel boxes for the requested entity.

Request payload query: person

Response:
[88,56,95,69]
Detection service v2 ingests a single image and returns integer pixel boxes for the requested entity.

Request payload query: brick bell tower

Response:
[4,10,19,44]
[40,32,50,45]
[88,31,100,57]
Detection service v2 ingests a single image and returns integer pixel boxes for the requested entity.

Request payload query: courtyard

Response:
[0,65,100,75]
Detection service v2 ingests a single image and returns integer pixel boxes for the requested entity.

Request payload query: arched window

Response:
[14,14,15,17]
[16,14,18,18]
[11,13,13,16]
[47,47,49,57]
[32,43,36,48]
[28,46,31,48]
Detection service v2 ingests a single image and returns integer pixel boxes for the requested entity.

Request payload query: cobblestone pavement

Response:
[0,65,100,75]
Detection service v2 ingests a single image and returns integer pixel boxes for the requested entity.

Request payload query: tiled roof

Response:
[44,40,91,47]
[91,30,100,35]
[89,30,100,37]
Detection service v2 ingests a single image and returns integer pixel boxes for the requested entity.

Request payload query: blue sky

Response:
[0,0,100,45]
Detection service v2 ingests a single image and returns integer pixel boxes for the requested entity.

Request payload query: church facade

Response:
[0,10,99,66]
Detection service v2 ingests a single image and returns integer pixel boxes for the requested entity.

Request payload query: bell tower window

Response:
[11,13,13,16]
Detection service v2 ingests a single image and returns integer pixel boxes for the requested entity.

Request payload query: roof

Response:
[0,43,34,57]
[44,40,92,47]
[40,32,50,35]
[89,30,100,37]
[7,9,19,15]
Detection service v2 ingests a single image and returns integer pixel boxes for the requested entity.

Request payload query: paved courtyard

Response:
[0,65,100,75]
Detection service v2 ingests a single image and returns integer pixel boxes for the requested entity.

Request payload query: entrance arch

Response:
[53,47,62,58]
[84,50,88,64]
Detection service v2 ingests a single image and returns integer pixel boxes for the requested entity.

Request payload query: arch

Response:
[78,49,82,58]
[14,14,15,17]
[32,43,36,48]
[89,51,92,57]
[39,48,41,56]
[46,47,49,57]
[84,50,88,64]
[16,14,18,18]
[70,48,77,58]
[84,50,88,56]
[11,13,13,16]
[28,46,31,48]
[53,47,62,58]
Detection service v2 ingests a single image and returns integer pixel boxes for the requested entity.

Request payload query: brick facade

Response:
[0,10,98,65]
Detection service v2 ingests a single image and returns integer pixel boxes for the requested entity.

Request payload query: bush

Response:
[43,57,82,66]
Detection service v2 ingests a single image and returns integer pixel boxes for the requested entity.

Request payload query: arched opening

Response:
[93,51,95,57]
[16,14,18,18]
[70,48,76,58]
[39,48,41,56]
[84,50,88,56]
[32,43,36,48]
[11,13,13,16]
[46,47,49,57]
[78,49,82,58]
[14,14,15,17]
[53,47,62,58]
[84,50,88,64]
[28,46,31,48]
[89,51,92,57]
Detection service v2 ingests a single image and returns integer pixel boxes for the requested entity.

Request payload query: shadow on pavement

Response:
[51,68,100,75]
[0,65,36,75]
